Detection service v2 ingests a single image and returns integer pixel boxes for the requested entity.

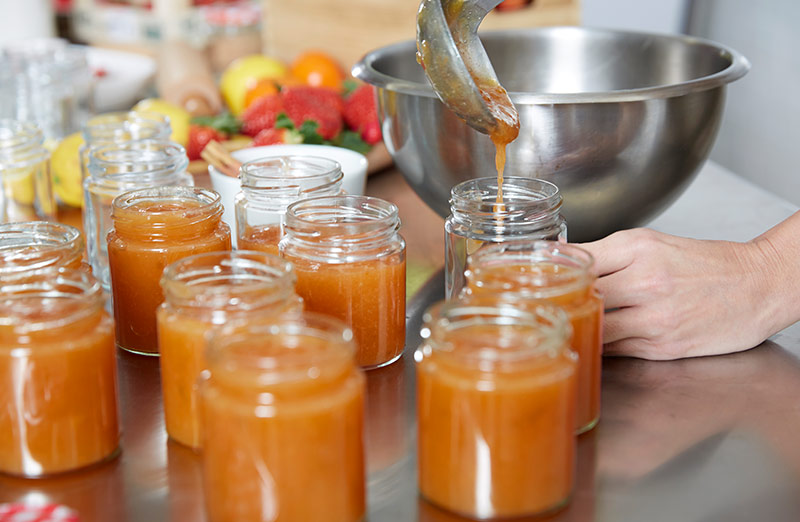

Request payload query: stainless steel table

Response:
[2,161,799,522]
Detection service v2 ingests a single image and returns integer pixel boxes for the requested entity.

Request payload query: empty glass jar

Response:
[0,120,55,223]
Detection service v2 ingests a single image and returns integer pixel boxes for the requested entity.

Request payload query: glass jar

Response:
[416,296,577,519]
[0,119,56,223]
[84,139,192,290]
[158,251,302,450]
[107,186,231,355]
[200,313,365,522]
[235,155,343,255]
[464,240,603,433]
[0,268,119,477]
[444,176,566,299]
[0,221,85,275]
[282,195,406,369]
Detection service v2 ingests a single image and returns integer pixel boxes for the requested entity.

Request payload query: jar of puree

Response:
[416,297,577,519]
[200,313,366,522]
[107,186,231,355]
[235,155,343,254]
[0,268,119,477]
[465,240,603,433]
[445,176,566,299]
[157,250,302,450]
[0,221,86,275]
[282,195,406,368]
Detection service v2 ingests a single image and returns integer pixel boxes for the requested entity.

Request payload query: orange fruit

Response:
[290,51,346,91]
[243,78,280,110]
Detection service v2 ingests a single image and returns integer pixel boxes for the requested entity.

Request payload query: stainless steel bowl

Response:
[353,26,749,241]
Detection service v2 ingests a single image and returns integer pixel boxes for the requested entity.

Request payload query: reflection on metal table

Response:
[1,161,799,522]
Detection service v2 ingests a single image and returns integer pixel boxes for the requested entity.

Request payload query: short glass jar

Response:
[235,155,343,255]
[158,251,302,450]
[444,176,566,299]
[84,139,192,290]
[464,240,604,433]
[416,296,577,519]
[0,221,85,275]
[0,119,55,222]
[0,268,119,477]
[107,186,231,355]
[282,195,406,368]
[200,313,366,522]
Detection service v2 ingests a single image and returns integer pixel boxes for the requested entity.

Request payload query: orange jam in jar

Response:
[0,269,119,477]
[0,221,85,275]
[282,195,406,368]
[157,251,301,450]
[107,186,231,355]
[200,313,366,522]
[465,241,603,433]
[416,297,577,519]
[234,156,343,253]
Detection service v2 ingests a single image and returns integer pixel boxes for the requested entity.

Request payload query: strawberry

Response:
[240,93,284,137]
[281,86,343,140]
[187,125,224,161]
[252,127,302,147]
[343,84,382,145]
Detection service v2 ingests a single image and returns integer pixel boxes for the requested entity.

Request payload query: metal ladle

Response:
[416,0,518,137]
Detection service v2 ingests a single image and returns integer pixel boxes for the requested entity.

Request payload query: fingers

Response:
[576,229,640,276]
[603,307,656,344]
[594,269,645,310]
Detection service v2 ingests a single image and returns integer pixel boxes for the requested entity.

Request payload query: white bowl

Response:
[208,144,369,236]
[86,47,156,112]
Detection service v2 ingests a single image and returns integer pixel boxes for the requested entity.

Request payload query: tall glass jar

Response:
[0,221,84,275]
[416,296,577,519]
[200,313,365,522]
[464,240,604,434]
[84,139,192,290]
[107,186,231,356]
[0,268,119,477]
[282,195,406,368]
[0,120,55,223]
[158,251,302,450]
[445,176,566,299]
[235,155,343,255]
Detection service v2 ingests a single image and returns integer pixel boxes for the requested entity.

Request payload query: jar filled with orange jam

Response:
[108,186,231,355]
[157,250,302,450]
[416,297,577,519]
[200,313,366,522]
[0,221,85,275]
[282,195,406,368]
[0,268,119,477]
[445,176,566,299]
[464,241,603,433]
[235,156,344,254]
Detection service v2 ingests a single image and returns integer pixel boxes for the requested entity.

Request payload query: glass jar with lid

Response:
[0,221,86,275]
[282,195,406,368]
[157,250,302,450]
[0,119,55,222]
[445,176,566,299]
[235,155,343,255]
[84,138,192,290]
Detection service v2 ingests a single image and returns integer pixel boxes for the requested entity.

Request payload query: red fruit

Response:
[252,127,302,146]
[240,93,284,137]
[343,84,382,145]
[187,125,224,161]
[281,86,343,140]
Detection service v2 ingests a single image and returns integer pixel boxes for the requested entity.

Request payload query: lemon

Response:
[134,98,190,146]
[220,55,288,116]
[51,132,85,208]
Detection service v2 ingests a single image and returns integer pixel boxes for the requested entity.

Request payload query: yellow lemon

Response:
[51,132,85,208]
[134,98,191,146]
[220,55,288,116]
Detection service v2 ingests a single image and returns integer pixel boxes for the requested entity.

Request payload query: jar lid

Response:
[0,503,80,522]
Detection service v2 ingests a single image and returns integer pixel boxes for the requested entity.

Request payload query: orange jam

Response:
[236,223,282,256]
[157,251,301,450]
[0,269,119,477]
[416,297,577,519]
[282,195,406,368]
[0,222,85,275]
[465,240,603,434]
[200,313,365,522]
[107,186,231,355]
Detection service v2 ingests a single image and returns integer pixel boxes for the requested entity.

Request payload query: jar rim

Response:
[82,111,171,143]
[285,194,399,230]
[0,119,47,168]
[112,186,221,214]
[0,221,83,274]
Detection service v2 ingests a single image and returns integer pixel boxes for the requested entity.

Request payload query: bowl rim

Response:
[352,26,750,104]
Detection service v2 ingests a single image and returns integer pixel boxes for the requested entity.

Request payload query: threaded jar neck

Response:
[0,221,84,275]
[87,139,189,188]
[239,155,344,209]
[0,119,48,169]
[82,111,171,145]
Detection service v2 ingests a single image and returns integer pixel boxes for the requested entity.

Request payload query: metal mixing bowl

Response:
[353,26,749,241]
